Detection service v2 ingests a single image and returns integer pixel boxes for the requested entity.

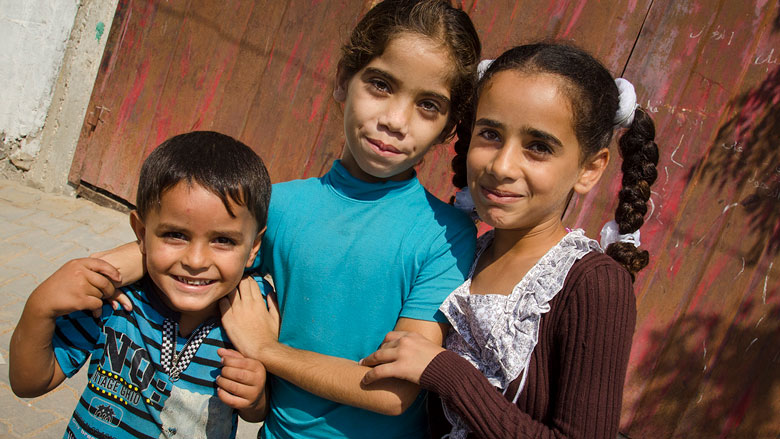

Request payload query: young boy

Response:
[9,131,272,439]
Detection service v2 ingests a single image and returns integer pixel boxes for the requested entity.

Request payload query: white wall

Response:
[0,0,80,156]
[0,0,118,193]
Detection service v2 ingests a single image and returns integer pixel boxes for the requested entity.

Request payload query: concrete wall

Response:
[0,0,118,193]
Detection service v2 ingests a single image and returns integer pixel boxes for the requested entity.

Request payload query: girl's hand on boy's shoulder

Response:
[216,348,268,422]
[30,258,122,319]
[219,276,280,359]
[359,331,445,385]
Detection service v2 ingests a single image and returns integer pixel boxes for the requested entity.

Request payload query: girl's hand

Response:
[216,348,268,422]
[219,276,280,360]
[359,331,445,385]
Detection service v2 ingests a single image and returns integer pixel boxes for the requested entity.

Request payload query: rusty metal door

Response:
[69,0,780,437]
[69,0,654,204]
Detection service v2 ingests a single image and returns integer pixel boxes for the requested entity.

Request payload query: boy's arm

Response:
[220,279,447,416]
[10,258,120,397]
[10,304,68,397]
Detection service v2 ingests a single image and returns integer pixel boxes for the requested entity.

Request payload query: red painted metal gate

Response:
[69,1,780,436]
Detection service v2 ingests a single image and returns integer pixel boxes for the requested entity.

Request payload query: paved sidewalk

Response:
[0,179,258,439]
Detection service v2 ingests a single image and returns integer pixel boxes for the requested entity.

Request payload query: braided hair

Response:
[452,43,659,279]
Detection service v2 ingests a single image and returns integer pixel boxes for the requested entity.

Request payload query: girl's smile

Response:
[479,185,524,204]
[367,137,402,155]
[335,32,453,182]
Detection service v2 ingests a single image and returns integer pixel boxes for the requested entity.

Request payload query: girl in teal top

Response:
[97,1,482,438]
[221,1,481,437]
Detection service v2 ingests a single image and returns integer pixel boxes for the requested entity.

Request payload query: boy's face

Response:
[130,182,262,326]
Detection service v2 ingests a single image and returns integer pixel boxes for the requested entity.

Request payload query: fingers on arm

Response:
[79,264,118,317]
[237,276,263,301]
[82,258,131,311]
[59,258,119,303]
[108,293,133,312]
[267,290,279,312]
[82,265,117,299]
[81,258,122,284]
[360,346,403,385]
[360,344,397,368]
[360,321,448,386]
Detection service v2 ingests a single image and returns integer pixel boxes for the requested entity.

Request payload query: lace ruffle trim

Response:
[440,229,601,389]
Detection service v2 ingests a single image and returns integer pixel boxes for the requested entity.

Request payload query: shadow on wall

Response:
[695,64,780,265]
[625,300,780,437]
[624,63,780,438]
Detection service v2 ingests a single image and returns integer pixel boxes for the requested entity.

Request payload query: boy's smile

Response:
[131,182,262,333]
[335,32,453,182]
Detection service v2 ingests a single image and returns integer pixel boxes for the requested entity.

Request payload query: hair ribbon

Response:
[600,220,641,248]
[614,78,638,128]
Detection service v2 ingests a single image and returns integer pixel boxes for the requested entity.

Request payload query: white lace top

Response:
[438,229,602,439]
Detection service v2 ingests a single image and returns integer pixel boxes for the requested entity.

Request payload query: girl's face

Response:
[335,32,454,182]
[467,70,607,231]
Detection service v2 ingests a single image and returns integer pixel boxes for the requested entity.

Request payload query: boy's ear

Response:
[246,226,266,268]
[129,211,147,255]
[333,64,349,103]
[573,148,610,195]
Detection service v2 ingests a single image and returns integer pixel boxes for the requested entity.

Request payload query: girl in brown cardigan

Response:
[360,43,659,439]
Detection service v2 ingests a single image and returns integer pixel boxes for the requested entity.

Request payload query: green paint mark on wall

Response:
[96,22,105,41]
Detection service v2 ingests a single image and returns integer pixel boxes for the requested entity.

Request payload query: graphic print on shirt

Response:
[86,326,170,426]
[159,385,233,439]
[88,396,123,426]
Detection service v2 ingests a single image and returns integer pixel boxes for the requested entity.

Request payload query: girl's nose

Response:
[487,141,524,181]
[378,98,410,137]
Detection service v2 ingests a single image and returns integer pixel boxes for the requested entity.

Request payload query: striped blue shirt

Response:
[53,277,256,439]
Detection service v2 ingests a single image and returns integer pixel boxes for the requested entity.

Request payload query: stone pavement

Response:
[0,179,258,439]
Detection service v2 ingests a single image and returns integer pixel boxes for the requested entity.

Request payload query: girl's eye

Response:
[369,78,391,93]
[477,129,501,142]
[419,100,440,113]
[527,142,553,155]
[214,237,236,246]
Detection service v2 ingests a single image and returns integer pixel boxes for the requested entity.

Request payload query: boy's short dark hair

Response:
[135,131,271,231]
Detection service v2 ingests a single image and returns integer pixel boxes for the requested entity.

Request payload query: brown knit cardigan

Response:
[421,251,636,439]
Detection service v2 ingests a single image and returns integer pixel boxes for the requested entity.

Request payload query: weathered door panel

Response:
[570,2,780,437]
[71,0,194,199]
[71,0,653,204]
[237,0,360,186]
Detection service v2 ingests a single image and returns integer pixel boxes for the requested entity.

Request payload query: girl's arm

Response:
[10,258,120,397]
[91,241,144,286]
[365,261,636,439]
[219,279,447,416]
